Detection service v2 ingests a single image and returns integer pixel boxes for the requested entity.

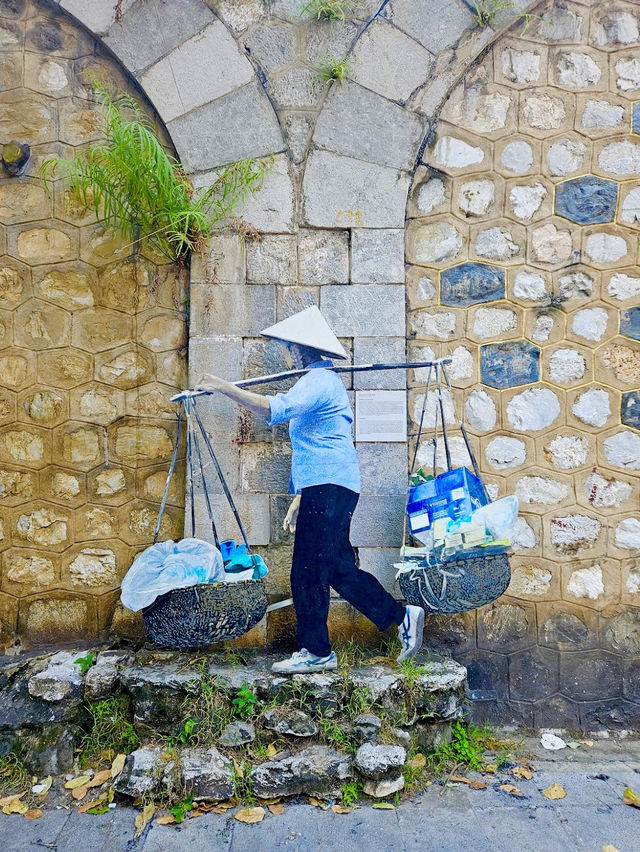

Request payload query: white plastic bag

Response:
[121,538,224,611]
[474,495,519,543]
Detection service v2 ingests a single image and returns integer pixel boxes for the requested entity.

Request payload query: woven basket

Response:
[398,551,511,615]
[143,579,268,648]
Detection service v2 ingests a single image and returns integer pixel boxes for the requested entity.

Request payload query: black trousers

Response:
[291,484,406,658]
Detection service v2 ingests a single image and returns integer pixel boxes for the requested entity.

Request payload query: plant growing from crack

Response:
[317,55,351,84]
[41,85,269,263]
[299,0,359,22]
[471,0,516,27]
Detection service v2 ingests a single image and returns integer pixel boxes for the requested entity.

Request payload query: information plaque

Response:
[355,390,407,443]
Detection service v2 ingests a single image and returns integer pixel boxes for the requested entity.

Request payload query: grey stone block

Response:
[232,154,296,234]
[103,0,213,73]
[320,285,405,336]
[356,443,408,495]
[351,229,405,284]
[386,0,474,54]
[191,233,246,285]
[246,235,297,285]
[457,650,509,700]
[559,650,623,702]
[139,21,254,121]
[284,113,314,164]
[349,19,434,104]
[477,601,537,654]
[353,338,407,389]
[303,150,410,228]
[277,287,320,320]
[188,336,243,383]
[314,82,424,171]
[303,18,359,66]
[267,67,325,110]
[298,229,349,285]
[242,23,296,72]
[168,82,284,171]
[241,442,291,493]
[60,0,136,35]
[508,646,560,702]
[190,283,275,337]
[192,492,270,546]
[357,547,399,595]
[350,495,405,547]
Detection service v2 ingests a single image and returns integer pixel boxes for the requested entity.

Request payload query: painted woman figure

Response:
[196,306,424,674]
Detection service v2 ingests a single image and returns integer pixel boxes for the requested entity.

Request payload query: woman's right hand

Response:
[283,494,301,533]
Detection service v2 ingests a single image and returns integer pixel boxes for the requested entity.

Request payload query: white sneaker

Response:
[397,605,425,662]
[271,648,338,675]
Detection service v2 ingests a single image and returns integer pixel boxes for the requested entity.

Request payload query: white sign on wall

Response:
[355,390,407,443]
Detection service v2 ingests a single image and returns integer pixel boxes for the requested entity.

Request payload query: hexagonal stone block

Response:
[622,390,640,429]
[480,340,540,389]
[508,646,559,702]
[559,650,623,702]
[621,306,640,341]
[554,175,618,224]
[440,262,505,307]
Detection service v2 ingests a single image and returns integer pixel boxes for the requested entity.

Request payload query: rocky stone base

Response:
[0,645,467,802]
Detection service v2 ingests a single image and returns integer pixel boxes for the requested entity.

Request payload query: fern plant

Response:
[41,87,268,263]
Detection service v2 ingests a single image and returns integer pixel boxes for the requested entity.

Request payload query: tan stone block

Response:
[469,218,527,266]
[423,122,493,177]
[460,384,502,435]
[493,38,548,90]
[574,92,629,139]
[0,261,30,308]
[541,341,594,388]
[253,544,292,599]
[75,504,118,542]
[0,347,35,390]
[0,462,35,507]
[519,87,576,138]
[149,265,188,313]
[536,600,599,652]
[549,45,608,91]
[407,341,441,390]
[125,382,176,419]
[561,557,621,610]
[2,548,59,593]
[536,429,596,473]
[501,384,567,435]
[69,382,125,426]
[18,386,68,426]
[139,310,187,352]
[61,539,130,593]
[0,52,22,91]
[581,225,637,270]
[52,182,99,227]
[0,424,50,469]
[328,600,393,647]
[541,132,592,182]
[12,502,71,551]
[108,600,146,641]
[503,176,554,225]
[0,180,49,225]
[550,261,602,312]
[19,593,97,643]
[37,346,92,389]
[542,507,607,562]
[15,225,77,265]
[14,298,71,350]
[507,467,575,515]
[87,466,133,506]
[39,465,86,508]
[451,171,506,223]
[574,468,636,515]
[110,419,175,466]
[266,602,296,650]
[26,13,95,58]
[608,49,640,101]
[407,166,451,220]
[480,432,535,474]
[136,463,185,507]
[523,309,566,348]
[97,259,155,314]
[0,390,16,428]
[71,307,132,352]
[23,52,72,97]
[0,591,18,635]
[595,336,640,389]
[34,264,96,309]
[223,615,268,650]
[565,383,619,434]
[527,218,580,269]
[79,223,131,267]
[156,349,187,388]
[440,82,517,142]
[0,91,56,144]
[53,422,103,471]
[621,558,640,606]
[494,136,542,179]
[466,302,523,343]
[118,500,181,546]
[0,307,14,348]
[58,97,101,146]
[406,214,468,269]
[95,345,154,389]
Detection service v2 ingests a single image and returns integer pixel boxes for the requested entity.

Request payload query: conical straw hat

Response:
[261,306,348,360]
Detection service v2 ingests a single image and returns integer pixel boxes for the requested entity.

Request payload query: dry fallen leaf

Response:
[64,775,91,790]
[483,763,498,774]
[1,794,29,815]
[331,805,351,814]
[448,776,486,790]
[111,754,126,778]
[308,796,324,808]
[72,785,89,801]
[189,809,204,819]
[233,759,244,778]
[78,794,107,814]
[470,780,487,790]
[512,767,534,781]
[268,804,285,816]
[579,740,594,747]
[87,770,112,789]
[372,802,395,810]
[156,813,176,825]
[24,808,44,820]
[408,754,426,770]
[235,806,265,824]
[134,803,155,838]
[623,787,640,808]
[601,846,621,852]
[32,776,52,797]
[542,783,567,800]
[265,744,278,758]
[499,784,525,798]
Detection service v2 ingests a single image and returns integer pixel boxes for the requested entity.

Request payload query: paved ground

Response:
[2,735,639,851]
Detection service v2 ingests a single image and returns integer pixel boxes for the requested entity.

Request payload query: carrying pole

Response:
[171,359,452,402]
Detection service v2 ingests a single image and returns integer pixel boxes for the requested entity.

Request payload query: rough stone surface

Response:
[263,708,318,738]
[507,388,561,432]
[465,389,497,431]
[250,746,352,799]
[354,743,405,780]
[604,431,640,470]
[27,651,84,702]
[549,348,586,384]
[180,747,235,801]
[218,721,256,748]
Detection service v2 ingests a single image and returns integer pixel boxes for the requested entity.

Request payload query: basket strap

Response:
[435,363,452,472]
[410,362,433,476]
[153,409,183,544]
[191,418,221,549]
[191,398,253,554]
[184,397,197,537]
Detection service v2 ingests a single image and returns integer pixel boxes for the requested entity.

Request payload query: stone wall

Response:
[3,0,639,726]
[0,0,186,645]
[408,0,640,729]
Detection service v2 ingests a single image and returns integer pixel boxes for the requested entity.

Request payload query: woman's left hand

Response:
[195,374,228,393]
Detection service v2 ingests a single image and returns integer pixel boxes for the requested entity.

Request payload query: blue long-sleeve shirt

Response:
[267,361,361,494]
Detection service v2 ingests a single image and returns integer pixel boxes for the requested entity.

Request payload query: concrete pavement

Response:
[2,735,639,851]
